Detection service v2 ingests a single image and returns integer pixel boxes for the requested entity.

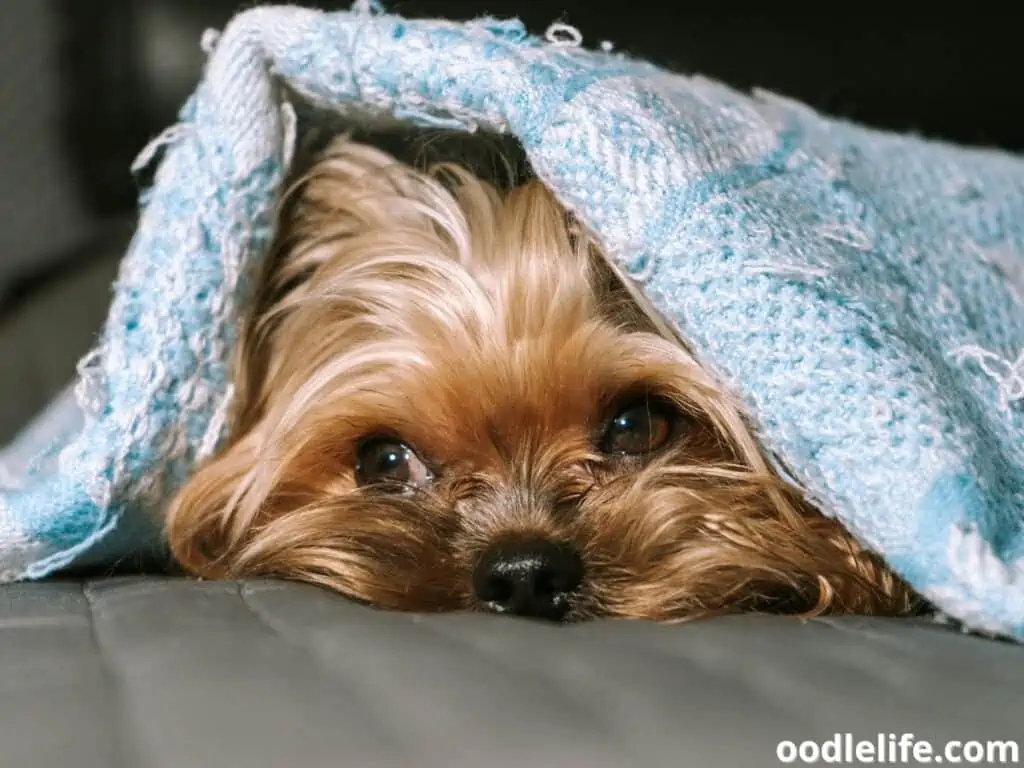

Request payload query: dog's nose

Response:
[473,539,584,621]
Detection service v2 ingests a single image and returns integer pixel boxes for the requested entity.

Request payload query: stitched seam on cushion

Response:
[83,578,237,603]
[240,584,613,760]
[82,580,138,768]
[235,582,409,758]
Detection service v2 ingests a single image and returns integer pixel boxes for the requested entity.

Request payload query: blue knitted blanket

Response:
[2,5,1023,637]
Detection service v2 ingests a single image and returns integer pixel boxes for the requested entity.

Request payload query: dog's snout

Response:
[473,539,583,621]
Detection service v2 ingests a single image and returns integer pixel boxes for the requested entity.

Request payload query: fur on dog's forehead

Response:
[259,144,699,466]
[280,247,692,471]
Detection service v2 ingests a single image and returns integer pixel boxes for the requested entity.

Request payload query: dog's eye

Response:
[355,438,433,490]
[600,399,676,456]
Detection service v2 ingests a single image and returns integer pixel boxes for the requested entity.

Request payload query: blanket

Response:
[2,4,1023,638]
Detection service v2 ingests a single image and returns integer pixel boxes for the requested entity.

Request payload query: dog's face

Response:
[166,138,917,622]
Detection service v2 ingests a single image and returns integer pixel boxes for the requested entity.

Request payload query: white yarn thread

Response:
[200,28,221,55]
[280,99,298,171]
[131,124,192,176]
[951,345,1024,412]
[545,22,583,48]
[744,262,831,279]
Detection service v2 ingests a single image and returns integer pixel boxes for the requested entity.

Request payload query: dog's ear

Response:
[164,254,294,573]
[164,433,253,576]
[164,138,388,576]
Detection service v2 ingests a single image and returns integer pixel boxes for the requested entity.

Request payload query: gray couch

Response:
[2,237,1022,767]
[4,576,1022,768]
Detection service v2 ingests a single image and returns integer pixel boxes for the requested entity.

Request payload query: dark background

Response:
[0,2,1021,439]
[6,2,1024,301]
[62,3,1024,221]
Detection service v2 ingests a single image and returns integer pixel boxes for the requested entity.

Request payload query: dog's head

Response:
[166,138,916,622]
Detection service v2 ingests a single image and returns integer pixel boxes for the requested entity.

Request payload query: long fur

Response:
[165,136,921,622]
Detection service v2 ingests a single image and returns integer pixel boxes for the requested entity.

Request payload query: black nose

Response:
[473,539,584,621]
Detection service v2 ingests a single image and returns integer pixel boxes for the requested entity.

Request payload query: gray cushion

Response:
[1,576,1020,768]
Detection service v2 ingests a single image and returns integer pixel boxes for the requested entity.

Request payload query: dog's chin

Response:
[164,136,922,624]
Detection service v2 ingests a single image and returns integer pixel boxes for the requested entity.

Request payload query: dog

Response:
[165,135,921,623]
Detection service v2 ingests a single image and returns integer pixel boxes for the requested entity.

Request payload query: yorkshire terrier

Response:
[165,134,921,623]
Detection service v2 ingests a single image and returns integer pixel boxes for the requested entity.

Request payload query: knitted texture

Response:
[1,5,1023,637]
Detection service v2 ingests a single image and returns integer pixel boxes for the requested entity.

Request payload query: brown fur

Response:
[164,137,921,622]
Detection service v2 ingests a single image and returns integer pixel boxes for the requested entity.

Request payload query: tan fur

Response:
[165,136,921,622]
